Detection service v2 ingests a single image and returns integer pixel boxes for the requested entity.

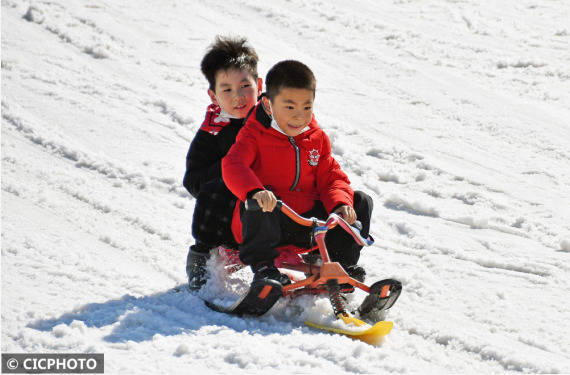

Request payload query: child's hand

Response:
[252,190,277,212]
[334,205,357,224]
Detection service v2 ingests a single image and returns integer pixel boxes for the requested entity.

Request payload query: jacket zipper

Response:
[288,136,301,191]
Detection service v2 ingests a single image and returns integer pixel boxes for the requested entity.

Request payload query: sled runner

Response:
[205,199,402,344]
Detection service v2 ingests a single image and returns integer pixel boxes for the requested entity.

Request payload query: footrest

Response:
[358,279,402,317]
[205,279,283,316]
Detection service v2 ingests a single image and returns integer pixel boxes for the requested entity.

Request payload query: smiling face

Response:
[208,68,262,119]
[263,87,314,137]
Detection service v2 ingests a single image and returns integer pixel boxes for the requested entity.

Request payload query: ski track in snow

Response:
[2,0,570,373]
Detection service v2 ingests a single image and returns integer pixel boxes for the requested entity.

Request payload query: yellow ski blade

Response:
[339,314,368,327]
[305,319,393,345]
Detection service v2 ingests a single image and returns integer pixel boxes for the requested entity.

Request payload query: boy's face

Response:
[263,87,314,137]
[208,68,262,119]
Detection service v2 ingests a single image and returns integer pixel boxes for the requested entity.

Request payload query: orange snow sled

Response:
[206,199,402,344]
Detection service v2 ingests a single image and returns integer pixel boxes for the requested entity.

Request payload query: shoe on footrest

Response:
[345,265,366,283]
[252,261,291,286]
[336,264,366,293]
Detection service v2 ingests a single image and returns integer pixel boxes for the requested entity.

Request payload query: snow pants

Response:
[238,190,373,268]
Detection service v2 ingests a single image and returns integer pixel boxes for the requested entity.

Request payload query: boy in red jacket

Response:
[183,36,262,290]
[222,60,372,288]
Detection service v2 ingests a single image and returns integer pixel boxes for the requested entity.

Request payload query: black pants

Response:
[239,191,373,268]
[191,178,238,250]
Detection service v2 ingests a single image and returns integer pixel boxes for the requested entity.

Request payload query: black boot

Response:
[251,261,291,286]
[345,264,366,283]
[186,243,211,291]
[337,264,366,293]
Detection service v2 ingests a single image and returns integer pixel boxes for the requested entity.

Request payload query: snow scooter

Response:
[204,199,402,344]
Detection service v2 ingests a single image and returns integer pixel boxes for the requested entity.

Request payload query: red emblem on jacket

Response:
[308,149,320,166]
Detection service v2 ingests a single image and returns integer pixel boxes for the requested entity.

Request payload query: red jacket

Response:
[222,101,354,243]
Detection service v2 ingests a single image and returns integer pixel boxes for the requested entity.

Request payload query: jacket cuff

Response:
[246,188,264,199]
[330,203,349,214]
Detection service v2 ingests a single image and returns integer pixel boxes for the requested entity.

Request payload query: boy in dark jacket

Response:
[183,36,262,290]
[222,60,372,291]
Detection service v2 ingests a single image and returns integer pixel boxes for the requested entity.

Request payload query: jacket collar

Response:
[256,99,272,129]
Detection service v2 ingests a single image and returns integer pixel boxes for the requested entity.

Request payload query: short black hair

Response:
[200,36,259,91]
[266,60,316,100]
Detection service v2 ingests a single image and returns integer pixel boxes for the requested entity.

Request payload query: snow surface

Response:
[2,0,570,373]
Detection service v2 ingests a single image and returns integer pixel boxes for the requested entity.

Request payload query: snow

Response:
[2,0,570,373]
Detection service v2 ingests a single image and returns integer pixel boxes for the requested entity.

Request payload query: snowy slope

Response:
[2,0,570,373]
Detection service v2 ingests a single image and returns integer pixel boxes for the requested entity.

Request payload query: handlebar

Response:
[245,198,373,247]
